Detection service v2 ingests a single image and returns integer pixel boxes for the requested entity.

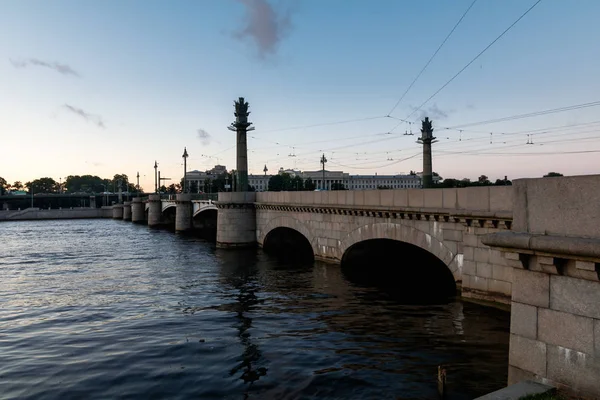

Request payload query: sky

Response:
[2,0,600,191]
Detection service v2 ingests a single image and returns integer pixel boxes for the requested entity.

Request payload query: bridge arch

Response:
[340,222,461,281]
[162,203,176,213]
[193,207,217,218]
[258,216,317,257]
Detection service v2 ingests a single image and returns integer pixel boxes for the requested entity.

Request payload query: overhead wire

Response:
[404,0,544,122]
[387,0,478,116]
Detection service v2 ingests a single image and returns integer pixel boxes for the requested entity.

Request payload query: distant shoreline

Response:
[0,207,113,222]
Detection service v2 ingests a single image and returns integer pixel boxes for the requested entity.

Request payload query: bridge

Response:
[108,174,600,397]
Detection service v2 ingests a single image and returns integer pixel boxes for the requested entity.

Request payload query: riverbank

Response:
[0,207,113,221]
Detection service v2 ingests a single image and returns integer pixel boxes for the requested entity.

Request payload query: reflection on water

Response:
[0,219,510,400]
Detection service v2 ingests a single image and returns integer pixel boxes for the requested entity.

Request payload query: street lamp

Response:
[154,161,158,193]
[320,153,327,190]
[182,147,188,193]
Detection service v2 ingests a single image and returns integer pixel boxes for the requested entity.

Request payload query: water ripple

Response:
[0,219,509,399]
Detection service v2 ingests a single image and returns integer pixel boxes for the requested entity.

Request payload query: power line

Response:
[387,0,478,116]
[256,115,389,134]
[444,100,600,129]
[405,0,543,122]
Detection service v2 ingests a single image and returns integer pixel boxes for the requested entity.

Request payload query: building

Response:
[185,165,229,193]
[248,174,270,192]
[249,168,422,192]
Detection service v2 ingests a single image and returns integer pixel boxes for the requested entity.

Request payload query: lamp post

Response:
[320,153,327,190]
[136,172,140,194]
[182,147,188,193]
[154,161,158,193]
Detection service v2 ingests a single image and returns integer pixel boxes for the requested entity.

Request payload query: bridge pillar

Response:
[175,193,193,232]
[112,204,124,219]
[122,201,132,220]
[131,197,145,223]
[216,192,256,248]
[147,194,162,227]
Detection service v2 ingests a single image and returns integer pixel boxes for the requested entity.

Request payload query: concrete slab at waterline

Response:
[474,380,554,400]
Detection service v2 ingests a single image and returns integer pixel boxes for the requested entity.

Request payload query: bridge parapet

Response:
[255,186,513,213]
[482,175,600,397]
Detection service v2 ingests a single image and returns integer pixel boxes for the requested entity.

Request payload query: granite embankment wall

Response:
[0,207,113,221]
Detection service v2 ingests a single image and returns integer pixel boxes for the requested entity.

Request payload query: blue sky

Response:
[2,0,600,190]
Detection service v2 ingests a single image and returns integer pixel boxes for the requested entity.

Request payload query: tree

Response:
[268,173,288,191]
[64,175,106,193]
[167,184,179,194]
[478,175,491,185]
[11,181,23,191]
[26,177,59,193]
[268,173,306,191]
[291,176,304,191]
[494,178,512,186]
[543,172,563,177]
[0,177,7,195]
[304,177,316,191]
[331,182,347,190]
[159,185,167,193]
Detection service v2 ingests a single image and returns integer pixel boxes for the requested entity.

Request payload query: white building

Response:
[249,169,422,192]
[248,174,270,192]
[185,165,229,193]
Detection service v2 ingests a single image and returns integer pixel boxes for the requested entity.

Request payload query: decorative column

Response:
[175,193,192,232]
[417,117,437,188]
[131,197,145,223]
[122,201,132,220]
[216,192,256,248]
[112,203,124,219]
[227,97,254,192]
[147,194,162,227]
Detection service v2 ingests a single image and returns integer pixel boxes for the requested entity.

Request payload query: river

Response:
[0,219,509,399]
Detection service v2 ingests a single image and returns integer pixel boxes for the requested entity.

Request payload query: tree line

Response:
[0,174,140,195]
[0,171,566,196]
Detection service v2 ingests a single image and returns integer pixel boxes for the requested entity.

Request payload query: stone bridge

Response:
[213,175,600,397]
[143,198,217,217]
[216,187,514,304]
[113,175,600,397]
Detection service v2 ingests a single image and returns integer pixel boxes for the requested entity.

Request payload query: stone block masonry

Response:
[216,192,256,248]
[482,174,600,398]
[254,186,513,304]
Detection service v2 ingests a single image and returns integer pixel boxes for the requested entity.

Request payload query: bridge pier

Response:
[216,192,256,248]
[112,204,124,219]
[175,193,192,232]
[481,175,600,398]
[131,197,145,223]
[147,194,162,227]
[122,201,132,221]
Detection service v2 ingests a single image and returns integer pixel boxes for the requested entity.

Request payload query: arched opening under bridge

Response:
[263,227,314,264]
[193,209,217,241]
[161,205,176,227]
[341,239,456,304]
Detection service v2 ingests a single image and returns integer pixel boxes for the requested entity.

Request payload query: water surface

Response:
[0,219,509,399]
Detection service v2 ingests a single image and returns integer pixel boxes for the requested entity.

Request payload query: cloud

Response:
[63,104,105,128]
[411,103,452,121]
[197,129,212,145]
[233,0,293,58]
[10,58,80,77]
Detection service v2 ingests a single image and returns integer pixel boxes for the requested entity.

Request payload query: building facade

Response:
[191,165,423,192]
[249,170,422,192]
